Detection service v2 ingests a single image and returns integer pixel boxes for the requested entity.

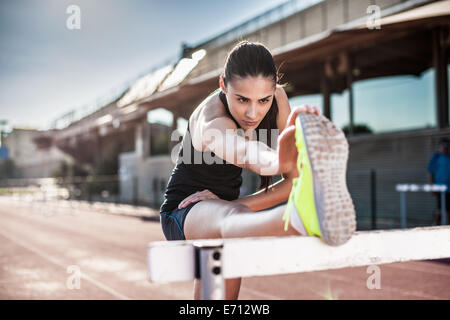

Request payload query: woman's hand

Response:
[178,189,219,209]
[292,104,321,117]
[277,105,320,174]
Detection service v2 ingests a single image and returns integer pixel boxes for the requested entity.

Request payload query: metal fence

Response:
[347,168,444,230]
[0,176,121,204]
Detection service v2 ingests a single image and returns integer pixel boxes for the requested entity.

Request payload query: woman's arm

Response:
[231,86,301,211]
[178,125,300,211]
[232,167,298,212]
[232,87,322,212]
[193,87,315,177]
[181,87,320,211]
[198,116,283,176]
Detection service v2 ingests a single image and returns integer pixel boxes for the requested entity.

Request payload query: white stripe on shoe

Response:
[288,200,307,236]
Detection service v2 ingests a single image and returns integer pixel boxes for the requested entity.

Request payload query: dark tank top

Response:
[160,89,243,213]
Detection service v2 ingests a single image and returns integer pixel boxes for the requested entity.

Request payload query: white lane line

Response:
[0,228,131,300]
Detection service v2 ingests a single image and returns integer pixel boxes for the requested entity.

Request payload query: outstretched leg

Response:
[184,199,300,240]
[184,199,301,300]
[183,113,357,299]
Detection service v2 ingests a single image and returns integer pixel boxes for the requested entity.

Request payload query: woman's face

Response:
[221,75,275,131]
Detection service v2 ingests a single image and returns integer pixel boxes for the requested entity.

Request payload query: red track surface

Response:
[0,202,449,300]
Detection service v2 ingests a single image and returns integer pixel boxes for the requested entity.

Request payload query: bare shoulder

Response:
[190,90,224,126]
[189,89,237,151]
[275,84,288,99]
[275,85,291,132]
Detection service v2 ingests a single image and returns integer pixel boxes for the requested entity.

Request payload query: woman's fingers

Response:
[286,105,320,128]
[286,107,304,127]
[179,195,200,208]
[180,196,209,209]
[308,105,321,115]
[178,190,218,209]
[302,104,321,115]
[178,196,194,209]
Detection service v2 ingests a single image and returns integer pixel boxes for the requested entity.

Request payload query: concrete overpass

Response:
[34,0,450,221]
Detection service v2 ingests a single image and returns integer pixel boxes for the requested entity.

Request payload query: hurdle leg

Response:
[195,241,225,300]
[400,191,407,228]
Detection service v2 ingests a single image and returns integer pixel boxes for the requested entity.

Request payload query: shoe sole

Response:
[298,113,356,246]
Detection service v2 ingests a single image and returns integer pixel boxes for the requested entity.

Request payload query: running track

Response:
[0,201,449,300]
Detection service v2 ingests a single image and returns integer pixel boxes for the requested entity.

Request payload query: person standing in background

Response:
[427,137,450,225]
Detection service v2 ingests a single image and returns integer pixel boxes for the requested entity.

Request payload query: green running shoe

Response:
[282,113,356,246]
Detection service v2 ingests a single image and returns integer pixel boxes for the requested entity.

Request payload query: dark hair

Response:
[221,41,281,192]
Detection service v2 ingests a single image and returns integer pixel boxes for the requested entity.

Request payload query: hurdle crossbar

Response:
[396,184,448,227]
[147,226,450,299]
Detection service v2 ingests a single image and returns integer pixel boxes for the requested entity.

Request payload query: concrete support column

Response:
[171,114,178,134]
[346,54,354,136]
[170,114,179,151]
[433,27,449,129]
[93,133,102,166]
[135,121,151,158]
[321,64,331,120]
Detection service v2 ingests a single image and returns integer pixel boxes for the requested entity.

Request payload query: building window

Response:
[331,89,351,133]
[147,108,173,156]
[352,69,436,134]
[288,93,351,133]
[278,67,438,135]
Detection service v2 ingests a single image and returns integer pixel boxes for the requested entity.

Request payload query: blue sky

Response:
[0,0,287,129]
[0,0,444,134]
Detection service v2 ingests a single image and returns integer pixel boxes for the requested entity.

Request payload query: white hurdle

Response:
[147,226,450,300]
[396,184,448,227]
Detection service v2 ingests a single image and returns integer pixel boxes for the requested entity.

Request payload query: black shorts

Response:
[159,199,288,241]
[160,202,199,241]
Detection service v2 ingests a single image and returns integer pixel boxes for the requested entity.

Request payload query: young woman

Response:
[159,41,355,299]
